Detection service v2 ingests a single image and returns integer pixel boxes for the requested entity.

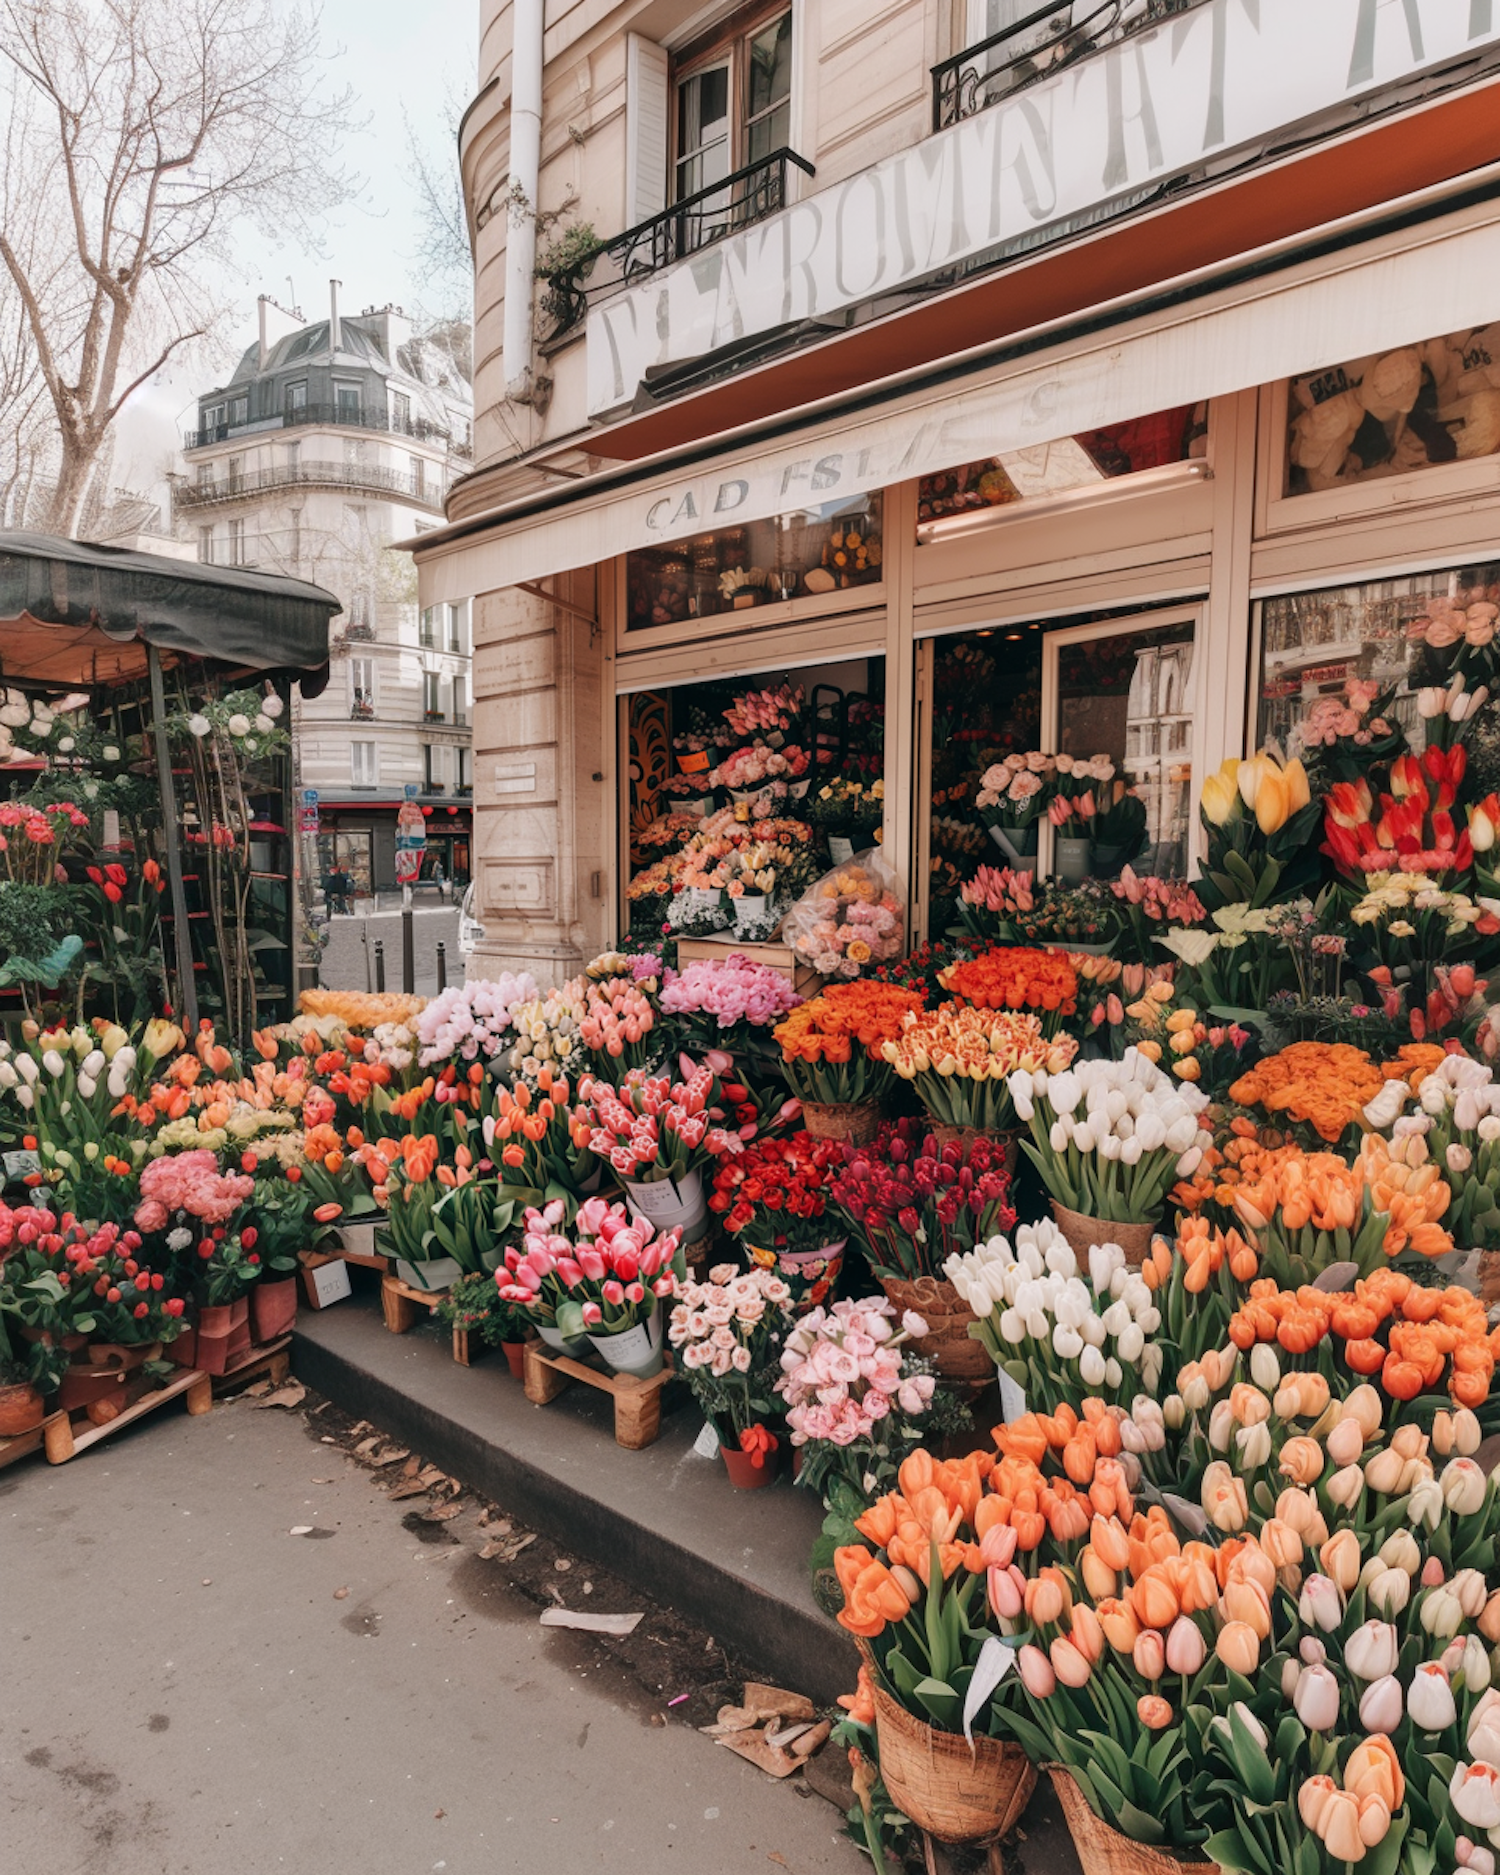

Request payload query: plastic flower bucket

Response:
[587,1304,665,1379]
[623,1169,708,1242]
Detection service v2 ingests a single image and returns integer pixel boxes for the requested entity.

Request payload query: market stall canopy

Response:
[0,531,341,688]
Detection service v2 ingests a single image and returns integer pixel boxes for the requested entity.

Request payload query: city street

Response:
[320,903,464,996]
[1,1393,856,1875]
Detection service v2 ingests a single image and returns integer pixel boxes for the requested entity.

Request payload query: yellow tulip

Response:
[1254,764,1291,835]
[1237,754,1269,811]
[1284,756,1312,815]
[1200,764,1240,826]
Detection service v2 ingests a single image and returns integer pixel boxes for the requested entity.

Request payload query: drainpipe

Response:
[329,278,342,354]
[503,0,544,403]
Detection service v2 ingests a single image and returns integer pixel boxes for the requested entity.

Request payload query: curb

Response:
[292,1291,858,1704]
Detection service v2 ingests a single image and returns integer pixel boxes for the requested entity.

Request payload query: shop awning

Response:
[0,531,341,688]
[411,190,1500,606]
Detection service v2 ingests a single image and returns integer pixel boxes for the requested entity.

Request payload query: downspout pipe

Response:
[503,0,544,403]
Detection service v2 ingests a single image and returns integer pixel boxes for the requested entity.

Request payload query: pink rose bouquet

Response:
[133,1148,253,1233]
[414,973,539,1069]
[777,1296,967,1499]
[667,1263,794,1452]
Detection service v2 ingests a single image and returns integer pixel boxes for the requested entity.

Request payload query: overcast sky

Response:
[115,0,476,503]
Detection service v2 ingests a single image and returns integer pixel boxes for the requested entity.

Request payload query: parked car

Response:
[457,883,485,959]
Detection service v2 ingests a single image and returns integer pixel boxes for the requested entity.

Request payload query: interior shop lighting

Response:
[915,458,1213,547]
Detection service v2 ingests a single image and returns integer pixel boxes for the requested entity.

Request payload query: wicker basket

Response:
[878,1273,993,1386]
[801,1098,881,1145]
[1050,1202,1158,1268]
[1050,1769,1219,1875]
[930,1124,1019,1175]
[873,1682,1036,1844]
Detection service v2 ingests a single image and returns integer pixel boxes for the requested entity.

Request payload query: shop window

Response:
[922,607,1200,937]
[1284,325,1500,495]
[623,657,885,944]
[625,491,881,633]
[1255,560,1500,758]
[915,403,1207,536]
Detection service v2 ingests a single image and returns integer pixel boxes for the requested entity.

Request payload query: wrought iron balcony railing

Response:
[540,147,815,341]
[932,0,1201,132]
[173,461,448,512]
[184,401,471,459]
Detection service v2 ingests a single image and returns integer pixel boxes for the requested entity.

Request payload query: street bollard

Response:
[436,942,447,993]
[374,940,385,992]
[402,885,415,994]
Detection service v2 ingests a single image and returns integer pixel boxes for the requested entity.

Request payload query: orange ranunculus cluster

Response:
[1227,1269,1496,1405]
[1228,1042,1385,1143]
[936,946,1078,1019]
[1380,1042,1451,1092]
[773,982,926,1066]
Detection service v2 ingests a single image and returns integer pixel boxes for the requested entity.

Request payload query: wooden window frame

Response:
[671,1,793,202]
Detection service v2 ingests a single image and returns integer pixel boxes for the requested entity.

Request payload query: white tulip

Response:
[1177,1146,1204,1179]
[1073,1121,1096,1155]
[1081,1312,1107,1347]
[1079,1344,1107,1387]
[1119,1135,1143,1166]
[1000,1308,1027,1345]
[1089,1242,1123,1295]
[1054,1324,1084,1361]
[77,1075,96,1099]
[1024,1308,1049,1339]
[1104,1357,1123,1389]
[1043,1239,1077,1279]
[1048,1070,1081,1116]
[1116,1322,1145,1363]
[1101,1299,1131,1338]
[16,1086,32,1109]
[81,1049,105,1078]
[1013,1088,1034,1122]
[1049,1119,1070,1153]
[41,1050,65,1077]
[1165,1115,1199,1153]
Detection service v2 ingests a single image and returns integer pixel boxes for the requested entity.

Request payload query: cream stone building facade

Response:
[412,0,1500,978]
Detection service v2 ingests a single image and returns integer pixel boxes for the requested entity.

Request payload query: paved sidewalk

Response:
[320,904,463,996]
[1,1393,857,1875]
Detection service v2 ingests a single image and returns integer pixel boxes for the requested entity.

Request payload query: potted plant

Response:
[829,1121,1015,1387]
[667,1263,794,1486]
[1090,779,1149,877]
[574,1064,741,1244]
[0,1265,71,1434]
[881,1003,1077,1146]
[707,1130,847,1310]
[773,982,925,1143]
[239,1157,322,1342]
[190,1228,263,1376]
[1010,1048,1209,1264]
[974,753,1055,869]
[1048,784,1098,882]
[436,1273,533,1379]
[497,1197,681,1374]
[807,776,886,865]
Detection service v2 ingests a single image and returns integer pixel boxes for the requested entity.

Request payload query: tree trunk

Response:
[43,440,98,538]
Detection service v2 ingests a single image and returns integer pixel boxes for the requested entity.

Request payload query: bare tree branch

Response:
[0,0,363,534]
[401,82,472,322]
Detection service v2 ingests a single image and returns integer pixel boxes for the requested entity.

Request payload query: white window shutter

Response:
[625,34,669,226]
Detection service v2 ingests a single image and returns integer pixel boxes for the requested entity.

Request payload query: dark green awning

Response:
[0,530,340,687]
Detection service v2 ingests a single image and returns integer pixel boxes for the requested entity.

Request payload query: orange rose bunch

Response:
[1228,1042,1385,1144]
[936,945,1078,1033]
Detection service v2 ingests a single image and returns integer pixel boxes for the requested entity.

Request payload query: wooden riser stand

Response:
[522,1338,673,1450]
[380,1272,477,1365]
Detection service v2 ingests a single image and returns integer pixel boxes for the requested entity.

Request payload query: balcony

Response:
[183,401,471,459]
[540,147,815,343]
[173,461,448,513]
[931,0,1201,131]
[423,709,446,723]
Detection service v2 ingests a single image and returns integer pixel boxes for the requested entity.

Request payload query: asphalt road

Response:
[320,903,464,996]
[1,1394,857,1875]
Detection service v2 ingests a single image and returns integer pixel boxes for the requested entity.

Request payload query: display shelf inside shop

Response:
[673,933,821,995]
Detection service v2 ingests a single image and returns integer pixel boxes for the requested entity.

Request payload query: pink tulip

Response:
[602,1280,625,1306]
[1164,1617,1205,1675]
[988,1565,1025,1620]
[581,1302,602,1326]
[1017,1644,1056,1698]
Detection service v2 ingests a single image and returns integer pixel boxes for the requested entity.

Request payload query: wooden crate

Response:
[673,934,820,997]
[522,1338,673,1450]
[380,1273,477,1365]
[336,1220,392,1273]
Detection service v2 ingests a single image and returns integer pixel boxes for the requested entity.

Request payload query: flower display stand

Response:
[42,1365,214,1463]
[0,1409,67,1471]
[521,1337,674,1450]
[379,1273,477,1366]
[674,934,821,997]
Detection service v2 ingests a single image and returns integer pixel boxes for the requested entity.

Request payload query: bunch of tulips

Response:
[882,1005,1078,1134]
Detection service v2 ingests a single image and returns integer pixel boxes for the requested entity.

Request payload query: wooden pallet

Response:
[522,1338,673,1449]
[210,1335,294,1395]
[380,1273,476,1365]
[0,1410,67,1471]
[43,1366,214,1463]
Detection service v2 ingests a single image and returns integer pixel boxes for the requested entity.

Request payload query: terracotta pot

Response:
[1049,1768,1220,1875]
[59,1365,126,1411]
[878,1273,993,1388]
[196,1321,252,1378]
[250,1277,298,1343]
[1050,1202,1159,1268]
[229,1295,250,1329]
[168,1328,198,1369]
[501,1341,527,1381]
[0,1381,45,1437]
[87,1340,158,1372]
[720,1437,781,1490]
[872,1681,1036,1845]
[198,1303,234,1337]
[800,1098,880,1145]
[930,1124,1019,1175]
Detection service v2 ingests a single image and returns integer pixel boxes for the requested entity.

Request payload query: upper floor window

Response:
[335,381,361,424]
[447,603,463,652]
[229,395,248,427]
[674,5,792,209]
[203,402,225,434]
[419,607,438,648]
[285,380,307,415]
[392,391,411,431]
[197,525,214,564]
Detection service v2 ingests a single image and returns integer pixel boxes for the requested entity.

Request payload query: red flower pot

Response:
[501,1341,526,1381]
[168,1329,198,1369]
[720,1434,781,1490]
[229,1296,250,1330]
[59,1366,125,1411]
[0,1382,45,1437]
[250,1278,298,1343]
[198,1304,234,1337]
